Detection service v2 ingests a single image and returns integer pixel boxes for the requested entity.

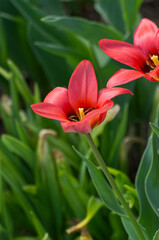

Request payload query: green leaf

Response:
[73,146,126,216]
[29,211,48,238]
[130,77,157,121]
[35,42,83,59]
[0,160,13,239]
[59,170,88,219]
[28,24,70,87]
[7,60,34,104]
[36,0,65,15]
[108,104,128,165]
[1,165,46,238]
[13,237,36,240]
[135,136,159,238]
[42,16,123,44]
[44,146,62,237]
[15,121,31,146]
[0,2,42,85]
[0,104,13,135]
[150,123,159,137]
[2,134,35,169]
[66,197,104,233]
[146,134,159,217]
[153,229,159,240]
[94,0,126,34]
[120,0,143,32]
[95,0,143,33]
[23,185,37,196]
[10,0,71,87]
[121,217,140,240]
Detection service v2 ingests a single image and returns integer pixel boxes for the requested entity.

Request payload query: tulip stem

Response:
[85,133,145,240]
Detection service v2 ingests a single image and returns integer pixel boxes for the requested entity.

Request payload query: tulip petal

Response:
[68,60,98,113]
[44,87,74,116]
[61,119,92,134]
[85,100,114,127]
[99,39,146,71]
[106,69,144,88]
[31,102,67,121]
[155,29,159,50]
[61,100,114,134]
[147,65,159,81]
[97,88,133,108]
[134,18,158,57]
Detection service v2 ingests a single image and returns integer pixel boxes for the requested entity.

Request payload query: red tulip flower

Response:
[31,60,132,134]
[99,18,159,88]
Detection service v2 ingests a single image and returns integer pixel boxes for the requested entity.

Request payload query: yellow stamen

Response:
[78,108,85,120]
[151,55,159,67]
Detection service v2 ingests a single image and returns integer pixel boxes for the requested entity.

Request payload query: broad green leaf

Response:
[0,3,43,85]
[150,123,159,137]
[35,0,65,15]
[95,0,143,34]
[28,24,70,87]
[121,217,140,240]
[146,134,159,217]
[35,42,83,59]
[10,0,71,87]
[42,16,123,44]
[73,146,126,216]
[2,134,35,168]
[120,0,143,32]
[135,136,159,238]
[94,0,126,34]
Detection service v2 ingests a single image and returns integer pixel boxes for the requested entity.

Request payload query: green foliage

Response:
[0,0,159,239]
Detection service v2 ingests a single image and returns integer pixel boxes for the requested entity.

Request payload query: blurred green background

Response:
[0,0,159,240]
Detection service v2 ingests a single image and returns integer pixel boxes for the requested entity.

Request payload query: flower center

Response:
[68,107,94,122]
[147,55,159,70]
[78,108,85,120]
[151,55,159,67]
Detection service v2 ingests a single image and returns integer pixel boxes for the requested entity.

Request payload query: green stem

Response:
[85,133,145,240]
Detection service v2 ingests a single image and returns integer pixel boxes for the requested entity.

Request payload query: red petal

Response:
[68,60,98,113]
[44,87,74,116]
[134,18,158,57]
[31,102,67,121]
[106,69,144,88]
[61,119,92,134]
[155,29,159,50]
[61,100,114,134]
[99,39,146,70]
[85,100,114,127]
[97,88,133,108]
[146,65,159,81]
